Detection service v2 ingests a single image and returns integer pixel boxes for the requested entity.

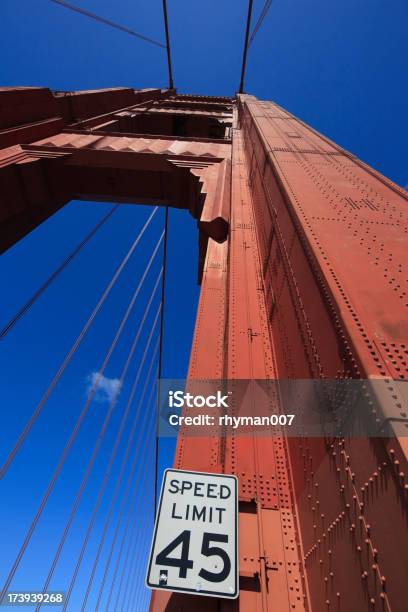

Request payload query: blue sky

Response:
[0,0,407,609]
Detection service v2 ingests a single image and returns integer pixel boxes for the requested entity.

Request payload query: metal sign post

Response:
[146,469,239,599]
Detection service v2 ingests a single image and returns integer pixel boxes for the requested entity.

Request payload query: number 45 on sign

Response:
[146,469,239,599]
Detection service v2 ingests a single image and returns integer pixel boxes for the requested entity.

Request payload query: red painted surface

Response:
[0,86,407,611]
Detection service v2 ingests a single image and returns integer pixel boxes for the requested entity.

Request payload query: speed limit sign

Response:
[146,469,239,599]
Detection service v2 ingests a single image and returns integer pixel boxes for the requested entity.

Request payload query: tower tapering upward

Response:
[1,86,407,611]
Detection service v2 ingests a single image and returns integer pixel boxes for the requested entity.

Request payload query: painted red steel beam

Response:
[154,104,308,612]
[152,95,408,612]
[236,94,408,611]
[0,89,231,266]
[0,87,172,148]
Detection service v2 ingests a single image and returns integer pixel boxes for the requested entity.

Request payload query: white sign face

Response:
[146,469,239,599]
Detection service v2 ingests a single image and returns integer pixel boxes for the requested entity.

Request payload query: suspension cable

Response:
[0,230,164,601]
[139,583,152,612]
[239,0,254,93]
[249,0,273,46]
[112,413,157,611]
[0,205,119,341]
[38,279,163,610]
[114,446,155,610]
[126,527,151,610]
[107,395,157,612]
[119,461,154,611]
[154,206,169,517]
[162,0,174,89]
[80,353,159,611]
[60,276,162,610]
[0,207,158,479]
[95,368,159,611]
[48,0,166,48]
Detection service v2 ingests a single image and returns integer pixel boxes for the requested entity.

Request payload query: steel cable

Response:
[120,488,154,611]
[140,587,151,612]
[48,0,166,48]
[0,228,163,601]
[0,207,158,479]
[39,278,163,610]
[162,1,174,88]
[249,0,273,46]
[118,402,157,612]
[61,276,162,610]
[116,446,155,611]
[112,427,156,612]
[154,206,169,516]
[80,358,159,611]
[96,374,158,611]
[239,0,254,93]
[0,204,119,340]
[126,519,153,611]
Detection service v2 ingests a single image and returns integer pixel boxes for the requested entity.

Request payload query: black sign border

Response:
[145,468,239,599]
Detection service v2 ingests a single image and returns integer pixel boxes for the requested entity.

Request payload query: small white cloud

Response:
[87,371,122,403]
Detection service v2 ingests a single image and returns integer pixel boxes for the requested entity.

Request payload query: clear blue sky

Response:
[0,0,407,610]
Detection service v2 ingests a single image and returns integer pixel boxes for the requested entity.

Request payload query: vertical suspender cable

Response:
[249,0,273,46]
[98,364,159,612]
[119,432,155,611]
[114,429,155,611]
[0,204,119,340]
[38,275,163,610]
[81,351,159,611]
[154,206,169,517]
[239,0,254,93]
[48,0,166,48]
[162,0,174,89]
[0,207,158,479]
[127,514,154,611]
[61,274,162,611]
[0,231,163,601]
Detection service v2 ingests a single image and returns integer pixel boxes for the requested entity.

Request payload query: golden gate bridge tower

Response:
[0,2,408,612]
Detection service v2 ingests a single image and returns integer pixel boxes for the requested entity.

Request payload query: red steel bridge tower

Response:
[1,85,408,611]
